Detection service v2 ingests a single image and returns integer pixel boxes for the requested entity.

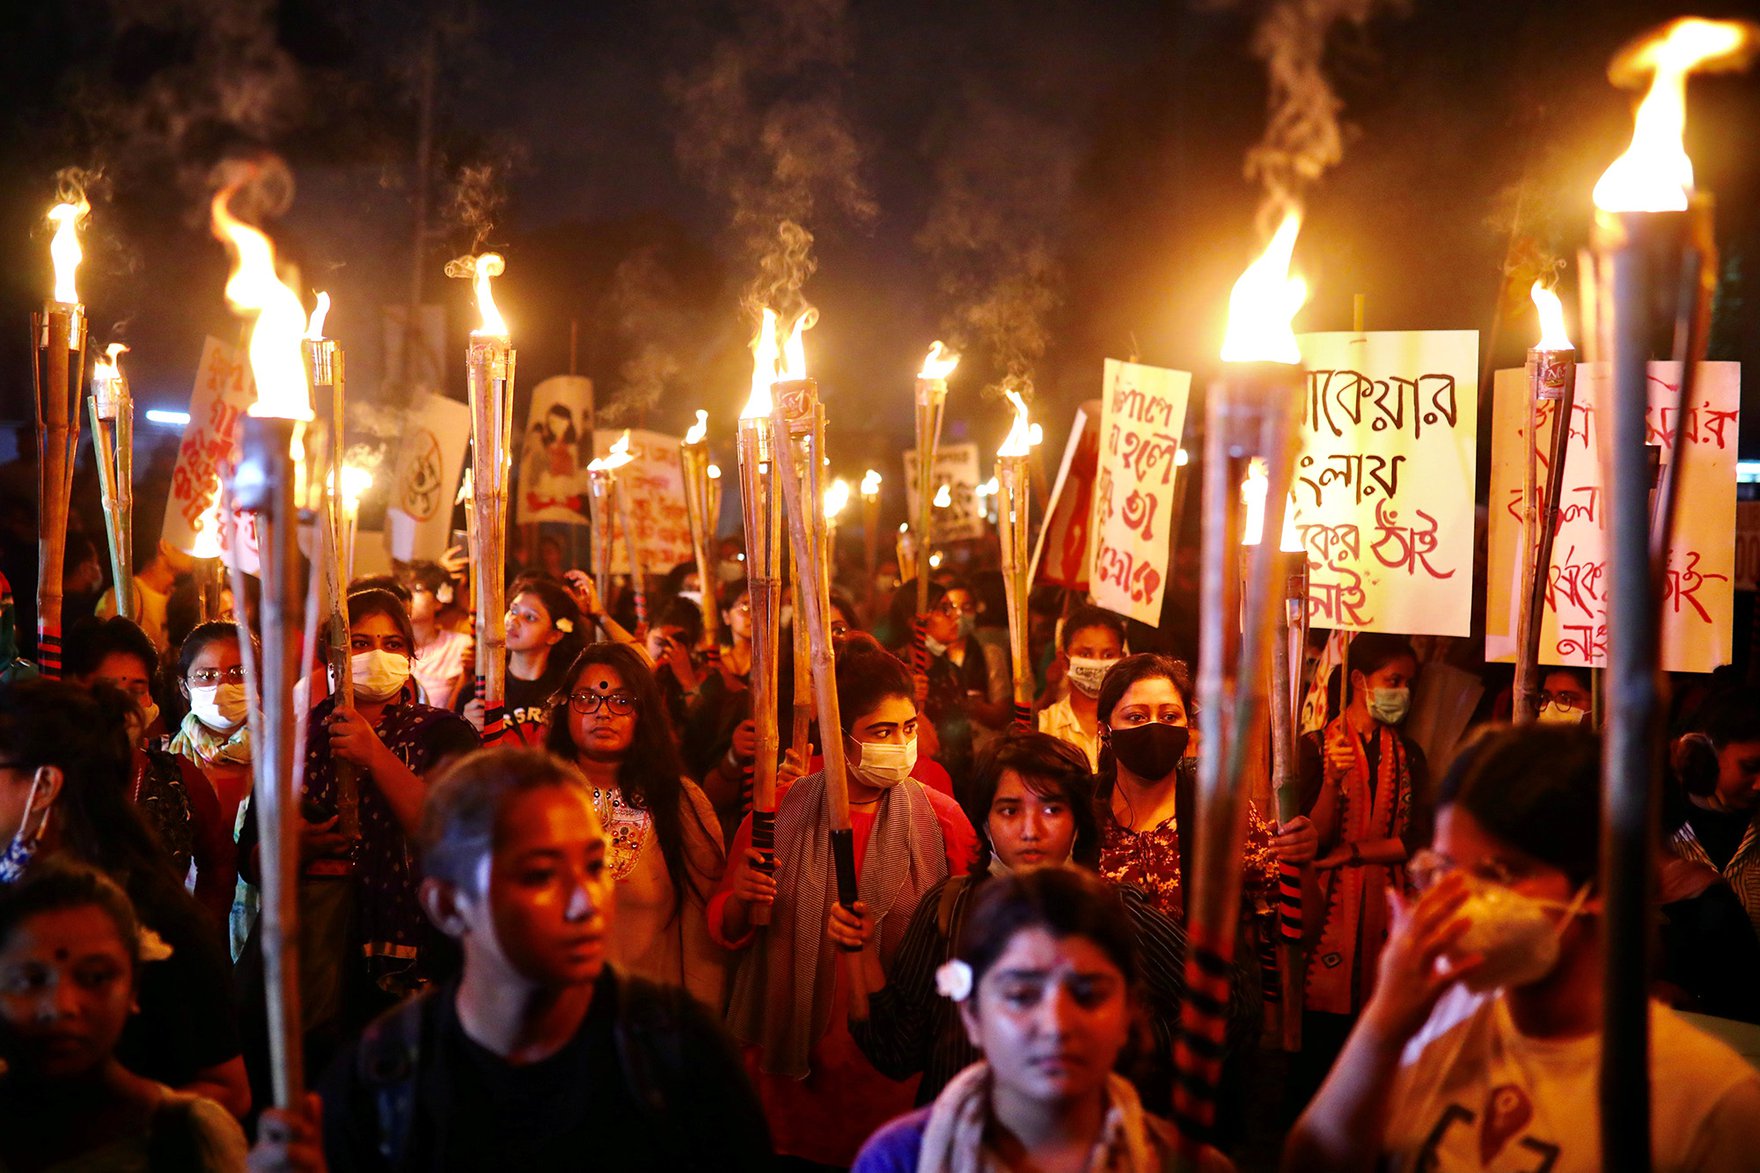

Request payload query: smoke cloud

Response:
[600,247,688,427]
[667,0,875,324]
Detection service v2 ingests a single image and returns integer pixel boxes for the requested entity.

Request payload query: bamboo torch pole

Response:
[1512,282,1579,723]
[680,410,723,662]
[1581,21,1752,1170]
[912,344,958,673]
[212,180,317,1110]
[995,391,1034,729]
[737,311,786,926]
[32,198,90,678]
[90,343,134,623]
[861,469,881,623]
[1172,209,1308,1162]
[454,253,515,746]
[772,340,869,1020]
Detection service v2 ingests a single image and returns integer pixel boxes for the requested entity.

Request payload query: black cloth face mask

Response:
[1107,722,1191,781]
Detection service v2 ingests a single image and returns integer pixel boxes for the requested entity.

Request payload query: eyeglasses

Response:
[188,666,248,686]
[1537,691,1587,712]
[932,602,976,618]
[568,690,638,717]
[1408,847,1533,893]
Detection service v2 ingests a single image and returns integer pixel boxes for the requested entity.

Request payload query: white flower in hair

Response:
[935,958,974,1002]
[555,617,575,634]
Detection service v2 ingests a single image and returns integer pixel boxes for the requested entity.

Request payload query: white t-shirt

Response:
[413,629,471,711]
[1384,986,1760,1172]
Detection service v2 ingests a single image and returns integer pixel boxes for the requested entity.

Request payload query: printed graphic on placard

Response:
[385,390,471,562]
[593,429,692,577]
[518,376,597,525]
[1485,361,1738,673]
[904,443,986,544]
[1089,360,1191,626]
[162,338,256,558]
[1031,401,1100,590]
[1292,331,1479,637]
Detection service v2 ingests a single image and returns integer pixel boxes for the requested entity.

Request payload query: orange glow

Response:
[780,309,812,381]
[589,429,635,475]
[1241,458,1301,551]
[917,341,959,381]
[1220,208,1307,365]
[998,389,1032,458]
[210,185,313,421]
[47,200,89,305]
[684,409,709,445]
[470,253,508,338]
[305,291,331,341]
[933,484,952,509]
[1530,282,1573,350]
[825,478,851,520]
[1593,19,1754,212]
[861,468,882,499]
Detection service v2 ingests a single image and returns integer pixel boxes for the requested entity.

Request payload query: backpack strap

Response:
[356,988,436,1171]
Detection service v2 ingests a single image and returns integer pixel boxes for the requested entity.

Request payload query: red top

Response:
[707,777,976,1165]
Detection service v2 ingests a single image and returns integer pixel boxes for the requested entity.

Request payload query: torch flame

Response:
[1593,18,1755,213]
[340,463,373,512]
[861,468,882,498]
[1219,208,1308,365]
[1530,281,1573,350]
[743,308,781,418]
[456,466,473,505]
[47,200,89,306]
[210,185,314,421]
[998,390,1032,458]
[188,492,225,560]
[684,409,709,445]
[708,463,722,480]
[306,291,331,341]
[1241,458,1303,552]
[471,253,508,338]
[825,478,851,521]
[599,429,635,471]
[780,310,812,381]
[918,341,960,381]
[94,342,129,385]
[933,484,952,509]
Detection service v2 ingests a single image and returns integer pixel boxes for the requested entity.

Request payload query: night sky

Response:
[3,0,1758,502]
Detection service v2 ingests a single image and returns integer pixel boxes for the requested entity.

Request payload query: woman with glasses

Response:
[458,575,584,745]
[1285,724,1760,1173]
[236,588,479,1091]
[544,642,728,1010]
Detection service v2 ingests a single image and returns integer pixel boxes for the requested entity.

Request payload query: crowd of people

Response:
[2,520,1760,1173]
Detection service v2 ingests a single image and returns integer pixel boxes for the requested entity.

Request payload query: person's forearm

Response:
[1283,1021,1405,1173]
[366,747,426,836]
[1358,837,1408,866]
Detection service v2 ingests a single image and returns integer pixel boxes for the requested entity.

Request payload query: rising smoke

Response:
[667,0,876,326]
[600,247,688,427]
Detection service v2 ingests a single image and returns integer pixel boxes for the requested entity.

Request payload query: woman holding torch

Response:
[712,641,977,1167]
[456,576,584,746]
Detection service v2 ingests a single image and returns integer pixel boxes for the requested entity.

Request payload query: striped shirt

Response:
[849,867,1187,1111]
[1669,814,1760,938]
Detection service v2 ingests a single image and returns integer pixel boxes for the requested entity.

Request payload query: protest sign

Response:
[162,338,256,559]
[1030,400,1100,590]
[518,376,597,525]
[385,390,472,562]
[903,442,986,544]
[1089,361,1190,625]
[1485,361,1738,672]
[593,429,692,575]
[1292,331,1479,637]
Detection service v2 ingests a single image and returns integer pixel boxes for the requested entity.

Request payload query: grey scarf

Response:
[726,770,947,1077]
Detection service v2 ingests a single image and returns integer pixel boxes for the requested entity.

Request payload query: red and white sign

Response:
[162,338,256,560]
[1089,360,1191,626]
[594,428,692,575]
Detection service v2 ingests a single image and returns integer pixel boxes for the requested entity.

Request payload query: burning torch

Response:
[1580,20,1756,1172]
[912,345,958,675]
[681,410,722,656]
[89,343,134,624]
[995,390,1034,729]
[33,197,90,678]
[1172,208,1308,1157]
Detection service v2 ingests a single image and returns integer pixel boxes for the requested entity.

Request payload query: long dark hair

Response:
[1093,652,1194,797]
[544,643,707,921]
[0,680,191,913]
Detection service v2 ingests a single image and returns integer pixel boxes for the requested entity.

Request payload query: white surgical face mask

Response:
[351,649,412,703]
[851,736,918,788]
[1066,656,1114,699]
[923,634,949,658]
[1536,703,1585,727]
[190,683,249,731]
[1451,881,1591,993]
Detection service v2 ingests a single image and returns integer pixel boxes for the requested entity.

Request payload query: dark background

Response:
[2,0,1756,522]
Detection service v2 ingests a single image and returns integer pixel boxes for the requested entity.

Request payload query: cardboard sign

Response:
[518,376,597,525]
[1031,400,1100,590]
[904,442,986,544]
[593,429,692,576]
[162,338,256,558]
[385,390,472,562]
[1292,331,1479,637]
[1089,360,1191,626]
[1485,361,1738,672]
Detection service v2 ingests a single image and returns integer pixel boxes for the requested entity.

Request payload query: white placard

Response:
[904,442,986,544]
[384,390,471,562]
[594,428,692,576]
[1089,360,1191,625]
[1292,331,1479,636]
[1484,361,1738,672]
[162,338,256,558]
[518,376,597,525]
